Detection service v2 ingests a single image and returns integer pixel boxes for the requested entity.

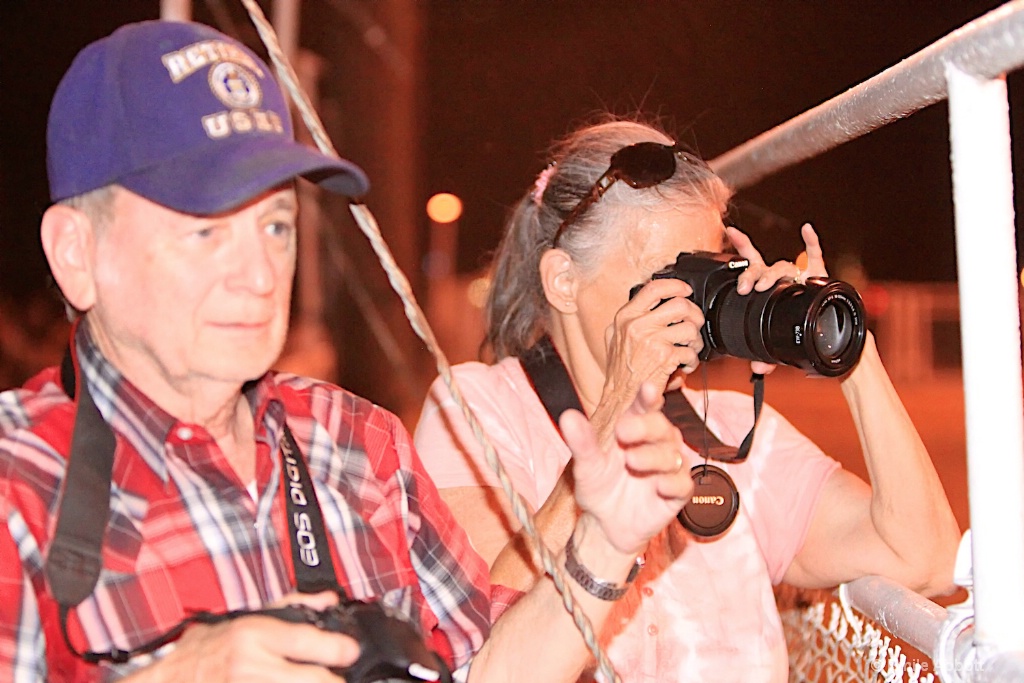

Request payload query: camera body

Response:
[262,599,452,683]
[629,251,866,377]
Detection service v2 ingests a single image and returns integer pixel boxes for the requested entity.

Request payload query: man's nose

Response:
[228,232,276,294]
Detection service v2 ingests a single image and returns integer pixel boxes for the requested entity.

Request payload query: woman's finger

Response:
[752,260,802,292]
[800,223,829,277]
[725,226,763,265]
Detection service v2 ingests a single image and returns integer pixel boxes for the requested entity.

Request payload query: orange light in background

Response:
[863,284,890,318]
[1020,268,1024,289]
[427,192,463,224]
[795,251,809,270]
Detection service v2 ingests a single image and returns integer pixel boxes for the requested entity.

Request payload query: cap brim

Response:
[119,136,370,215]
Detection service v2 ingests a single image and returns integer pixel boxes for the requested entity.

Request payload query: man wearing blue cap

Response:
[0,20,693,682]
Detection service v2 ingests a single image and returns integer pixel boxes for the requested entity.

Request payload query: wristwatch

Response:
[564,529,645,601]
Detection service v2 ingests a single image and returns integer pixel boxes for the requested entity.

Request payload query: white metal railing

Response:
[710,2,1024,681]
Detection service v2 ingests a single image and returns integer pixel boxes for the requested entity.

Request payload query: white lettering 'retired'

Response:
[161,40,264,83]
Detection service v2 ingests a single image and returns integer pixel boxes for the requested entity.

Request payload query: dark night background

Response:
[1,0,1021,407]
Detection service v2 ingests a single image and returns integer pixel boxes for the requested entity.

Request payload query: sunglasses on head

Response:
[551,141,699,248]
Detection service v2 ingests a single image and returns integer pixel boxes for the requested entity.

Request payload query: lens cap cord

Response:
[666,368,764,539]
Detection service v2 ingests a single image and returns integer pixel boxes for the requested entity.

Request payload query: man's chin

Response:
[200,345,283,385]
[205,364,275,387]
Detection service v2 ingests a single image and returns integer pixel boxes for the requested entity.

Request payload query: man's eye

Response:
[193,227,215,239]
[267,221,294,237]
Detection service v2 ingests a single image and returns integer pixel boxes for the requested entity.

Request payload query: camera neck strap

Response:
[517,335,585,427]
[660,373,764,464]
[518,336,763,463]
[278,424,345,595]
[45,334,345,664]
[46,337,116,612]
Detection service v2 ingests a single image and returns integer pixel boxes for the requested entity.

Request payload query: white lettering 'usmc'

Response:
[202,110,284,140]
[161,40,264,83]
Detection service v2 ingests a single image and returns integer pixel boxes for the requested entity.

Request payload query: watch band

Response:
[564,529,643,601]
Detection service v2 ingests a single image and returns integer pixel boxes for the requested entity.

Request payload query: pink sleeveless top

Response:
[415,357,839,682]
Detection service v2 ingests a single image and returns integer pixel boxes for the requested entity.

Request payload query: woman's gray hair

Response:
[484,118,732,360]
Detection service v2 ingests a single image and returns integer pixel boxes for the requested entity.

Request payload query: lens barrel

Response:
[705,278,866,377]
[634,252,868,377]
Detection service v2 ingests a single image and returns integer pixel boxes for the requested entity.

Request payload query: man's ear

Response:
[40,204,97,313]
[539,248,578,314]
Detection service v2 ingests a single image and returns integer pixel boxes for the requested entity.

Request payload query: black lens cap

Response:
[677,464,740,538]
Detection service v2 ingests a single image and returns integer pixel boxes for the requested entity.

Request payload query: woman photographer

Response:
[414,118,959,681]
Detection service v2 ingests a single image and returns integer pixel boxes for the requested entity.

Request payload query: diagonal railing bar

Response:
[709,0,1024,191]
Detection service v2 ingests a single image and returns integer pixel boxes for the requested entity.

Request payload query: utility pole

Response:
[160,0,191,21]
[320,0,426,424]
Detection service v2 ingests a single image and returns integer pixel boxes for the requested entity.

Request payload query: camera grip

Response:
[260,600,452,683]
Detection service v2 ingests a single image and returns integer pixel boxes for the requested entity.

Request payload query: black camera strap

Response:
[45,337,346,664]
[519,336,763,462]
[278,424,345,596]
[518,336,764,539]
[660,374,764,464]
[517,335,585,428]
[45,341,116,660]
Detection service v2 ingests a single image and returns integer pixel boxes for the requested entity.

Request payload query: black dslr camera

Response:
[262,598,452,683]
[629,251,866,377]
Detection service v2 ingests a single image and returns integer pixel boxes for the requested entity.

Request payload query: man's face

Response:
[87,186,298,394]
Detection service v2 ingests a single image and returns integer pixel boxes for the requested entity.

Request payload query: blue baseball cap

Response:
[46,20,369,214]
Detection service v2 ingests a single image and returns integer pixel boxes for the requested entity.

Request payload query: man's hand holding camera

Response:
[124,591,357,683]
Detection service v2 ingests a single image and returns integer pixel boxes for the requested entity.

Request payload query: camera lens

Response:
[813,298,853,362]
[705,279,866,377]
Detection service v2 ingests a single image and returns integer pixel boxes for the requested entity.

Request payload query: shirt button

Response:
[642,586,654,597]
[176,427,194,441]
[647,624,658,636]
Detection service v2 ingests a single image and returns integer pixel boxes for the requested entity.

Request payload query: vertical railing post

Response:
[160,0,191,21]
[946,63,1024,660]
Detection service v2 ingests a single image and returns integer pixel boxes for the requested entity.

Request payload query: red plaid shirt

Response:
[0,326,491,682]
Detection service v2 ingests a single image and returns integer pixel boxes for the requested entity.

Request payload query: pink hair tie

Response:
[532,163,556,206]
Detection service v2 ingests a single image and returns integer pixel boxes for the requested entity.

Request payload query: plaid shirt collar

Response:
[72,318,285,485]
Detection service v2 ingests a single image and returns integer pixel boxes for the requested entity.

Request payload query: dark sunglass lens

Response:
[611,142,677,188]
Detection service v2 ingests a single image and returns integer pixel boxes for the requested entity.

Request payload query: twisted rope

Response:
[238,2,620,680]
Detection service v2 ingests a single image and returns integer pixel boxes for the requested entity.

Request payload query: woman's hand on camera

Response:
[726,224,825,292]
[587,277,703,450]
[606,276,705,391]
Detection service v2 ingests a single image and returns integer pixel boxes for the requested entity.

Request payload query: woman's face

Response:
[572,203,727,375]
